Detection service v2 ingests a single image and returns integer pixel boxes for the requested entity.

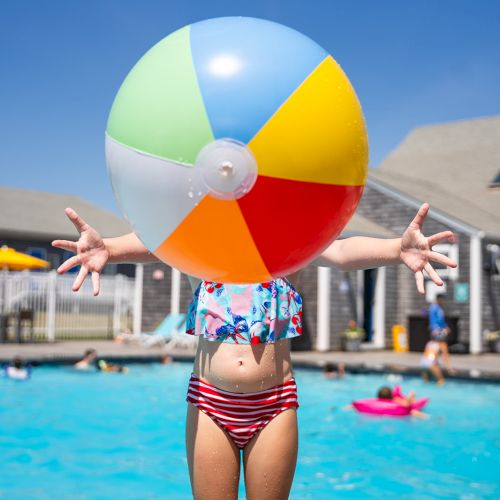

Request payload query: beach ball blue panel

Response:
[189,17,328,144]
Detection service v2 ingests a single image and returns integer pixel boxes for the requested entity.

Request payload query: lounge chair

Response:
[116,313,187,347]
[162,315,198,351]
[140,313,188,348]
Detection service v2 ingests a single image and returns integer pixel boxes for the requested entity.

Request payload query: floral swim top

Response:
[186,278,303,344]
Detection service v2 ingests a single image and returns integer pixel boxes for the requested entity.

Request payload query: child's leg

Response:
[242,409,298,500]
[186,403,240,499]
[430,364,445,384]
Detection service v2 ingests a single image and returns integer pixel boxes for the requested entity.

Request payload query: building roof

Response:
[369,115,500,238]
[0,186,394,247]
[341,213,396,239]
[0,186,131,241]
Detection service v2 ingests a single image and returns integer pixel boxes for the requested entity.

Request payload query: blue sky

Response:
[1,0,499,213]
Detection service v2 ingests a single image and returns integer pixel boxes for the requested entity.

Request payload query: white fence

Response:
[0,270,140,342]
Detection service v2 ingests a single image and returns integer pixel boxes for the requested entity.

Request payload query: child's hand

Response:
[400,203,457,294]
[51,208,109,296]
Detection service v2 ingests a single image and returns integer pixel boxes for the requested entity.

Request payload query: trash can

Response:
[392,324,408,352]
[408,315,460,352]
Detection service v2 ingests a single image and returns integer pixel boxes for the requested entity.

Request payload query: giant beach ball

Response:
[106,17,368,283]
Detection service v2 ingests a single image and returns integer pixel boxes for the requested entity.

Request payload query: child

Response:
[377,386,428,418]
[323,362,346,379]
[4,356,31,381]
[420,334,454,385]
[53,203,455,498]
[74,348,97,370]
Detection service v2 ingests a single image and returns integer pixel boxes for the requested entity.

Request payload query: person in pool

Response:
[52,203,456,499]
[96,359,128,373]
[5,356,31,380]
[4,356,31,381]
[323,362,345,379]
[377,386,428,418]
[74,348,98,370]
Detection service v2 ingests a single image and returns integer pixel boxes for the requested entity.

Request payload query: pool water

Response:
[1,363,499,499]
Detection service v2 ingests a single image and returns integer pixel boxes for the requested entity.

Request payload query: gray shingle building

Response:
[358,115,500,353]
[3,114,499,352]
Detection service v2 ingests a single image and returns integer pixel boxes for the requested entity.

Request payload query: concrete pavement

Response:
[1,340,499,381]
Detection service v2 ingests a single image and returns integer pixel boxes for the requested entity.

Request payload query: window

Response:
[489,170,500,189]
[26,247,47,260]
[47,253,61,269]
[25,247,48,273]
[429,244,458,280]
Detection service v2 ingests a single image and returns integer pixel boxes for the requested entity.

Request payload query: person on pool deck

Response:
[52,203,456,499]
[377,386,427,418]
[428,294,450,340]
[74,348,98,370]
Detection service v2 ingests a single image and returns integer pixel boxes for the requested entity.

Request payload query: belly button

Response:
[238,360,243,366]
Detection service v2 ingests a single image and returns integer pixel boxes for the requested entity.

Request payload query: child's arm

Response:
[52,207,158,295]
[316,204,457,294]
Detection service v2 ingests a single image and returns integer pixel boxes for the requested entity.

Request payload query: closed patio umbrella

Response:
[0,246,51,271]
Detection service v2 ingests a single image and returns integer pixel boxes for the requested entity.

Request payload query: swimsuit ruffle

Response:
[186,278,303,344]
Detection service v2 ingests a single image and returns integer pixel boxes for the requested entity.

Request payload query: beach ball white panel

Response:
[105,135,208,251]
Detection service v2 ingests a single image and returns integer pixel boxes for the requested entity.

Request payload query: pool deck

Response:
[1,340,499,381]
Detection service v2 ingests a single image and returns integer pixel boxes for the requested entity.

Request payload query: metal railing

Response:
[0,270,138,342]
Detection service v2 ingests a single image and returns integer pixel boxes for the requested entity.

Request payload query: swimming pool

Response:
[1,363,499,499]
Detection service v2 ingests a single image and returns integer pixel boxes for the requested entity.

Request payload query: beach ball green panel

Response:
[106,26,213,164]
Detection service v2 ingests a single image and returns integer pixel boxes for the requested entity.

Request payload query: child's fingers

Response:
[428,231,455,246]
[424,263,443,286]
[409,203,429,230]
[72,266,88,291]
[65,207,89,234]
[52,239,77,252]
[429,251,457,268]
[57,255,80,274]
[91,272,100,296]
[414,270,425,294]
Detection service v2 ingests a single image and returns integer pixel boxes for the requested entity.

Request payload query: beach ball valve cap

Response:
[196,139,258,200]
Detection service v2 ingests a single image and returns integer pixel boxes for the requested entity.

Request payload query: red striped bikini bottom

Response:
[186,374,299,449]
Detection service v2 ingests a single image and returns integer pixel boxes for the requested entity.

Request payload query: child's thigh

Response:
[186,403,241,499]
[243,409,298,500]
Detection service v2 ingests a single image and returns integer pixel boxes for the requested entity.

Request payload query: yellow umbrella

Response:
[0,246,51,271]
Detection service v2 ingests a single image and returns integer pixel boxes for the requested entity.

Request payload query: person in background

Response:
[420,335,454,385]
[4,356,31,380]
[97,359,128,373]
[377,386,427,418]
[428,294,450,340]
[160,354,173,365]
[343,319,365,339]
[323,362,345,379]
[74,348,97,370]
